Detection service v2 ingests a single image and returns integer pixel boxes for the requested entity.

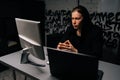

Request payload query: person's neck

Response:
[76,29,81,36]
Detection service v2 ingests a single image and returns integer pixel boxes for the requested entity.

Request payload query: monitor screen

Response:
[15,18,45,66]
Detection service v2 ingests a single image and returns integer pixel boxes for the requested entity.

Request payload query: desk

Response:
[0,47,120,80]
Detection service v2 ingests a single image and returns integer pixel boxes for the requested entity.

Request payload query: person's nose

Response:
[73,19,76,24]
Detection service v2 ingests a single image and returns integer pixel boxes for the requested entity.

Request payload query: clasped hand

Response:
[57,40,78,53]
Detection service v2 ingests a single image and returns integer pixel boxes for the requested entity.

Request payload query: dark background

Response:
[0,0,45,71]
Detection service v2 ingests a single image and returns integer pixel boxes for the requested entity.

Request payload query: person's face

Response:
[71,11,83,29]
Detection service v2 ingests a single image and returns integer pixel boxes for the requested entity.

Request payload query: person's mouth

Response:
[73,26,78,29]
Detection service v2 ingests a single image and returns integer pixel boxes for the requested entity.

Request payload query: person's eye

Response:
[76,18,81,20]
[71,17,81,20]
[71,18,74,20]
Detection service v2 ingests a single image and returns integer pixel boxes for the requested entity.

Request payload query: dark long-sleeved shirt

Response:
[60,25,103,58]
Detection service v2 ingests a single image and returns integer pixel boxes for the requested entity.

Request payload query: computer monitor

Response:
[15,18,45,67]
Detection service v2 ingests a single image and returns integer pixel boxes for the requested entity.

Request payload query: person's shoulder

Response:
[88,25,103,39]
[66,26,74,31]
[92,25,103,33]
[65,26,75,33]
[92,25,103,41]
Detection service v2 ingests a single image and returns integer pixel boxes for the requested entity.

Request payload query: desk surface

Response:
[0,47,120,80]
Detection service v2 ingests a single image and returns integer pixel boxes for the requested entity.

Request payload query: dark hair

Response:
[71,5,93,38]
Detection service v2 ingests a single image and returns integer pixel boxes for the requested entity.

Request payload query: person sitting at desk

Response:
[57,5,103,58]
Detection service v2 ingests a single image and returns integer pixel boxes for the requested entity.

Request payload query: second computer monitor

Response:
[15,18,45,63]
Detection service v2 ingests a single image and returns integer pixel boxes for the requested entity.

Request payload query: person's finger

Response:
[64,40,70,44]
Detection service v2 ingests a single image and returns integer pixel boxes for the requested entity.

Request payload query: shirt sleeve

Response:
[60,27,74,42]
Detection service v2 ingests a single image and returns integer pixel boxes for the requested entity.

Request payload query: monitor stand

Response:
[20,48,46,67]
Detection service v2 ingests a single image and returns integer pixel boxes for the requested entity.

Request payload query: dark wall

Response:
[19,0,46,46]
[0,0,45,55]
